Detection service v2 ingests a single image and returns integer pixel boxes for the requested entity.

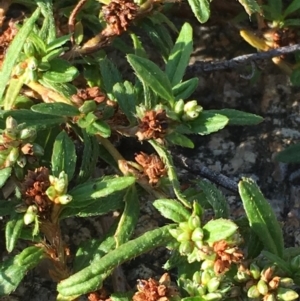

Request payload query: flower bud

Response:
[191,227,204,242]
[179,221,190,231]
[207,277,220,293]
[177,230,191,242]
[182,111,200,121]
[7,147,19,164]
[234,270,250,282]
[56,194,72,205]
[250,263,261,279]
[169,228,182,239]
[184,100,198,112]
[257,279,269,295]
[179,241,194,255]
[46,186,57,201]
[203,292,222,301]
[24,205,37,225]
[201,260,214,270]
[6,117,18,130]
[280,278,294,288]
[188,215,201,230]
[79,100,97,114]
[196,285,206,296]
[174,99,184,114]
[201,270,212,286]
[194,239,204,249]
[17,155,27,168]
[265,293,276,301]
[247,285,260,299]
[193,271,201,283]
[276,287,299,301]
[19,128,36,140]
[23,42,36,57]
[27,57,38,71]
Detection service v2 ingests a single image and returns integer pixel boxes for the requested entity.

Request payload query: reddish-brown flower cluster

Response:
[102,0,138,36]
[136,110,168,141]
[87,288,111,301]
[21,167,52,218]
[0,21,18,68]
[72,87,107,106]
[213,240,244,274]
[133,274,179,301]
[135,152,167,184]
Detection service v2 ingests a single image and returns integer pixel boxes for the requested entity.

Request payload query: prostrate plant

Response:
[0,1,298,301]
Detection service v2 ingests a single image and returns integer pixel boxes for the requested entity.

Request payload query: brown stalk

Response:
[68,0,88,44]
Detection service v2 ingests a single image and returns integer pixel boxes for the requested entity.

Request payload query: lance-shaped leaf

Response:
[57,225,175,297]
[60,190,125,219]
[42,58,79,83]
[115,186,139,247]
[127,54,174,105]
[198,180,229,218]
[173,78,199,101]
[275,143,300,163]
[187,0,210,23]
[0,246,44,296]
[238,0,262,16]
[74,130,99,185]
[5,212,24,252]
[207,109,263,126]
[166,23,193,86]
[238,178,284,257]
[284,0,300,17]
[0,167,12,189]
[3,110,65,129]
[51,131,77,181]
[166,132,194,148]
[188,111,229,135]
[0,8,40,101]
[68,176,136,208]
[153,199,191,223]
[31,103,80,117]
[203,219,238,243]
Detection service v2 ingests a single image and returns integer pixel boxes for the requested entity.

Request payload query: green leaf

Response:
[5,212,24,252]
[86,120,111,138]
[112,81,136,124]
[208,109,263,125]
[60,190,125,219]
[187,0,210,23]
[275,143,300,163]
[284,0,300,17]
[198,180,229,218]
[3,75,26,110]
[31,103,80,117]
[99,58,122,96]
[173,78,199,101]
[51,131,77,180]
[282,18,300,27]
[0,167,12,189]
[141,20,173,61]
[3,110,65,129]
[188,111,229,135]
[57,225,175,297]
[203,219,238,243]
[238,178,284,257]
[166,132,194,148]
[46,34,72,52]
[264,0,282,20]
[290,69,300,86]
[153,199,191,223]
[0,8,40,102]
[74,130,99,184]
[42,58,79,83]
[0,246,44,296]
[238,0,263,15]
[115,186,139,247]
[68,176,136,208]
[130,33,147,58]
[166,23,193,86]
[127,54,174,105]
